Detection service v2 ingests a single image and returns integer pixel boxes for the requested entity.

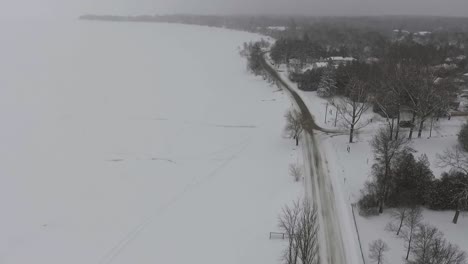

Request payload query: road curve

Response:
[260,56,348,264]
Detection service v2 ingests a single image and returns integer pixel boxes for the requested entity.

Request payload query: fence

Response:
[351,204,366,264]
[269,232,287,239]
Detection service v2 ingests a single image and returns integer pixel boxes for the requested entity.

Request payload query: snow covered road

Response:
[261,56,359,264]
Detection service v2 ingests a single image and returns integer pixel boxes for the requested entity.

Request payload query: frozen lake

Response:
[0,20,301,263]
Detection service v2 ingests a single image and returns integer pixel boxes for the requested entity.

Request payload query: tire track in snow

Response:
[98,140,250,264]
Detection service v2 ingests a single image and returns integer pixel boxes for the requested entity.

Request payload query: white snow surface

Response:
[0,21,303,264]
[267,26,287,31]
[327,57,356,62]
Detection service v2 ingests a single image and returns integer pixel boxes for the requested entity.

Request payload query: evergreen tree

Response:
[388,153,434,207]
[317,65,337,97]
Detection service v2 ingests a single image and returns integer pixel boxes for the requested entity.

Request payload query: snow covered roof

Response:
[366,57,380,64]
[267,26,287,31]
[434,63,458,70]
[315,62,329,68]
[393,29,410,34]
[416,31,432,36]
[327,56,356,61]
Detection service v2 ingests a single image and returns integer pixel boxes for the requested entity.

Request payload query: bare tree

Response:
[368,239,389,264]
[374,89,399,140]
[403,67,456,139]
[296,200,320,264]
[410,223,443,263]
[278,200,319,264]
[289,163,303,182]
[440,243,467,264]
[374,63,404,140]
[437,146,468,175]
[409,223,467,264]
[401,207,423,260]
[387,207,409,236]
[279,201,301,264]
[285,109,307,146]
[333,78,370,143]
[371,127,410,213]
[385,63,408,140]
[437,146,468,224]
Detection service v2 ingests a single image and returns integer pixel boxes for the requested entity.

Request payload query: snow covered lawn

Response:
[271,61,468,263]
[0,21,303,263]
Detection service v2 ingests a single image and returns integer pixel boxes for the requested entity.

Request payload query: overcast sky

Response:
[1,0,468,19]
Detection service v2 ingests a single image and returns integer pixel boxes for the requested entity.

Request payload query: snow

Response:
[393,29,410,34]
[269,59,468,263]
[300,62,329,73]
[327,56,356,62]
[0,20,304,264]
[416,31,432,36]
[315,104,468,263]
[267,26,287,31]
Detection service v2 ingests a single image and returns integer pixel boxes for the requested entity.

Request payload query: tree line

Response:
[359,124,468,225]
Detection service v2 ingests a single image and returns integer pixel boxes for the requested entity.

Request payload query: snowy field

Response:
[271,61,468,263]
[0,21,303,263]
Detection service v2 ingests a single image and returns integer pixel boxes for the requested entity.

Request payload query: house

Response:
[392,29,410,42]
[325,56,356,67]
[366,57,380,64]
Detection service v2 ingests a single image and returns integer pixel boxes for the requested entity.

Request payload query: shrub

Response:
[358,182,380,216]
[359,193,380,216]
[399,120,414,128]
[289,163,302,182]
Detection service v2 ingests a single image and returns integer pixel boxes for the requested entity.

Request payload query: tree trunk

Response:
[406,235,412,260]
[349,112,356,143]
[395,110,401,140]
[389,118,394,140]
[408,111,416,139]
[429,116,434,138]
[453,210,460,224]
[379,164,390,214]
[417,119,425,138]
[397,218,404,236]
[296,137,299,146]
[334,109,338,127]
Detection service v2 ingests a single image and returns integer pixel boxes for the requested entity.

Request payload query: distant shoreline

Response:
[79,14,468,34]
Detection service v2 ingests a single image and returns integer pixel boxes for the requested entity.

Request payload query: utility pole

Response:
[324,103,329,124]
[429,115,434,138]
[334,106,339,127]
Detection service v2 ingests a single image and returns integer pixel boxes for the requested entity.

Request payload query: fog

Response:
[0,0,467,19]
